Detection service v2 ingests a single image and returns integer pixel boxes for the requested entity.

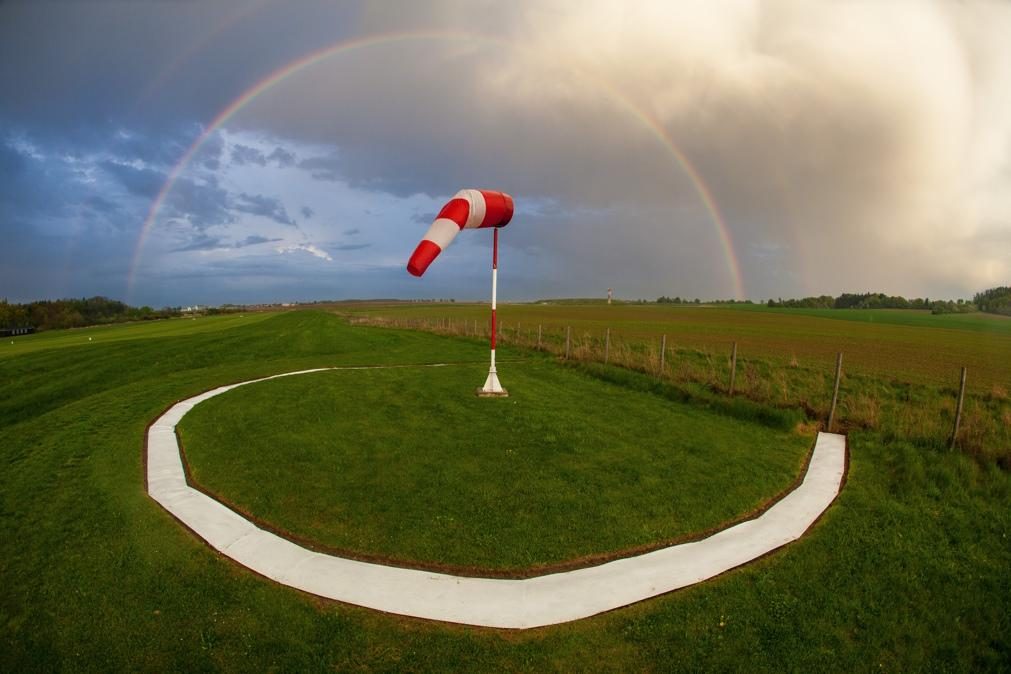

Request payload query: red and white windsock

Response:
[407,189,514,277]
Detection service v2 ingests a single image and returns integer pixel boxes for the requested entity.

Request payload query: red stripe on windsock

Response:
[407,239,442,277]
[437,198,471,229]
[407,189,513,277]
[478,190,514,228]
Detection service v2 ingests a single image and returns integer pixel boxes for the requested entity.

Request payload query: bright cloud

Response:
[276,243,333,262]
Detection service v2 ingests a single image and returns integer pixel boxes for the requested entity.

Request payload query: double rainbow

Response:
[128,31,744,300]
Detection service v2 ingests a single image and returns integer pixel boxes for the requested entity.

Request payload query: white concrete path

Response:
[146,366,847,629]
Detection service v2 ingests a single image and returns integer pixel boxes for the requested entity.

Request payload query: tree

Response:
[974,286,1011,316]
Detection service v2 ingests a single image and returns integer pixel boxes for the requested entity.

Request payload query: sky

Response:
[1,0,1009,307]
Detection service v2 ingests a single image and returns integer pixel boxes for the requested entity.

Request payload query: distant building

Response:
[607,288,613,305]
[1,326,36,337]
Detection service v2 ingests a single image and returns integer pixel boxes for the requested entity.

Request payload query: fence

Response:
[344,314,1010,465]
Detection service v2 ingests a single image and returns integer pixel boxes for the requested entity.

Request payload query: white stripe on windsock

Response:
[423,218,462,250]
[407,188,513,277]
[460,189,486,229]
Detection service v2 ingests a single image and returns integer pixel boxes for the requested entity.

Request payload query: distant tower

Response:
[607,288,613,305]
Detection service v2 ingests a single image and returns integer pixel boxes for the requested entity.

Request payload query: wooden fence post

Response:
[604,328,611,365]
[950,366,967,450]
[729,342,738,395]
[659,334,667,377]
[827,352,843,432]
[565,326,572,359]
[537,324,542,350]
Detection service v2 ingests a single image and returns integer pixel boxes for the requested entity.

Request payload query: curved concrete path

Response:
[146,366,847,629]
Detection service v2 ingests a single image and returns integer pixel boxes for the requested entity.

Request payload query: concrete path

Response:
[147,366,847,629]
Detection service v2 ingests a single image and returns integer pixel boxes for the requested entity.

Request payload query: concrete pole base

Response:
[476,369,508,397]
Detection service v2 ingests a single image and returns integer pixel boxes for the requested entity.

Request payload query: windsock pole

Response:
[478,227,507,396]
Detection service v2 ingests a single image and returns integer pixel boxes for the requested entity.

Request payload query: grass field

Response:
[739,304,1011,334]
[342,302,1011,465]
[337,302,1011,392]
[2,311,1009,670]
[1,312,278,358]
[178,363,811,572]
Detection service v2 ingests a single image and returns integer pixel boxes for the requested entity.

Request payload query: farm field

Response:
[2,311,1009,670]
[738,304,1011,334]
[337,302,1011,392]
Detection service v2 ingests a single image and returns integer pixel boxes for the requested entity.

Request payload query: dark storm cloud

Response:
[172,233,281,252]
[0,1,359,136]
[100,161,165,198]
[0,141,141,302]
[297,153,342,182]
[231,144,267,167]
[108,130,191,170]
[0,139,120,228]
[165,177,234,229]
[233,192,295,226]
[231,143,297,168]
[0,140,26,173]
[172,234,225,252]
[300,206,314,219]
[198,133,225,171]
[0,142,54,218]
[84,195,120,215]
[225,1,1011,298]
[3,1,1010,304]
[0,225,134,303]
[238,235,281,247]
[267,147,296,168]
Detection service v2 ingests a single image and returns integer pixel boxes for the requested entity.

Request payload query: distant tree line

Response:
[766,293,941,310]
[656,296,754,305]
[973,286,1011,316]
[0,297,181,332]
[762,290,1011,315]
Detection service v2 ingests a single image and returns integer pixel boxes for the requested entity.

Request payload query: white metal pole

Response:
[478,227,506,395]
[490,246,497,373]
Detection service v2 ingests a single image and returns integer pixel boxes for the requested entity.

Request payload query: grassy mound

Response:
[177,363,811,571]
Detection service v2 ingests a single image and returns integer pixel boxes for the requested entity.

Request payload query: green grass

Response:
[738,304,1011,334]
[338,302,1011,392]
[2,311,1009,670]
[0,311,278,359]
[346,303,1011,464]
[178,362,810,571]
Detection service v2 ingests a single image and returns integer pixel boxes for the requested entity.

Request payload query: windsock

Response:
[407,189,514,276]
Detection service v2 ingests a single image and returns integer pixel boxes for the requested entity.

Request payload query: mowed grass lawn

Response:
[339,302,1011,392]
[2,311,1009,670]
[1,311,278,358]
[178,363,810,571]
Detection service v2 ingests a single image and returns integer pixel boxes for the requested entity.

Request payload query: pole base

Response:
[476,370,508,397]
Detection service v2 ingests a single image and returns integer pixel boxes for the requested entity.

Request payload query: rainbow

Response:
[584,75,744,300]
[128,31,744,300]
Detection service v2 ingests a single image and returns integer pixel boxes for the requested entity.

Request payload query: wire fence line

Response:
[344,314,1010,467]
